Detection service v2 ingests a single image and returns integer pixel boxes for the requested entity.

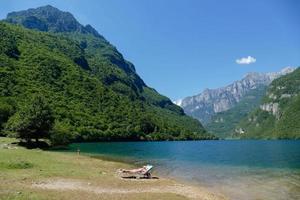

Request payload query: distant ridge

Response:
[175,67,295,124]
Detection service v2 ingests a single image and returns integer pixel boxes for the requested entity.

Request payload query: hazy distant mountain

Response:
[206,85,267,138]
[175,67,295,125]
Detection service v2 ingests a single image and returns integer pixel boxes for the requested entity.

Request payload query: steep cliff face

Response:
[175,67,295,124]
[236,67,300,139]
[205,85,267,138]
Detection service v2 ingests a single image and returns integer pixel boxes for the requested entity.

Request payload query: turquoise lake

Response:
[65,140,300,200]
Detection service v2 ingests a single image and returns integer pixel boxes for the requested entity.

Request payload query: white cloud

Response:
[236,56,256,65]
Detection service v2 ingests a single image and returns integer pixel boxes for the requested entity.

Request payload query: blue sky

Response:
[1,0,300,100]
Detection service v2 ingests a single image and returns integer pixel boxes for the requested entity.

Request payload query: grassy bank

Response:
[0,137,226,200]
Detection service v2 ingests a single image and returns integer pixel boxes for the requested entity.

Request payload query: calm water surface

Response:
[65,140,300,200]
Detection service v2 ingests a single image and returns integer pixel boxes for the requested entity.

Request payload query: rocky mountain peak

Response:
[279,66,295,74]
[176,67,295,124]
[5,5,102,37]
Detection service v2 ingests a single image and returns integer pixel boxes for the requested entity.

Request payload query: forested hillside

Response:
[0,6,213,144]
[236,67,300,139]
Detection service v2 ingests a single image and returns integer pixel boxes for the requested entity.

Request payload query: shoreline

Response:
[54,141,300,199]
[56,150,228,199]
[0,137,227,200]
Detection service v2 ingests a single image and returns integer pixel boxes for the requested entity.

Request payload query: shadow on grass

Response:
[18,140,50,149]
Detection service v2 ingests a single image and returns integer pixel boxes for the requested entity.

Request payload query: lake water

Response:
[65,140,300,200]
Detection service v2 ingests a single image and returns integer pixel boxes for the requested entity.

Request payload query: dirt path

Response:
[32,179,227,200]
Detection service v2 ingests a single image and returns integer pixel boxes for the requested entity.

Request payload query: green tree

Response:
[140,116,155,134]
[50,120,74,146]
[6,95,54,143]
[0,99,14,134]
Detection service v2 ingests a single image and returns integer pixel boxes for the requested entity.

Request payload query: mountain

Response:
[205,85,267,138]
[5,5,101,37]
[0,5,213,142]
[175,67,295,125]
[235,67,300,139]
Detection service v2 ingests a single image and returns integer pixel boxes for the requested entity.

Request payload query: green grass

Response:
[0,161,33,170]
[0,137,201,200]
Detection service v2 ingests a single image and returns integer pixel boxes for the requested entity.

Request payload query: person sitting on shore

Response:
[119,165,153,178]
[121,166,148,174]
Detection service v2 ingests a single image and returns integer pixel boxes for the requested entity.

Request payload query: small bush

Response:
[1,160,34,169]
